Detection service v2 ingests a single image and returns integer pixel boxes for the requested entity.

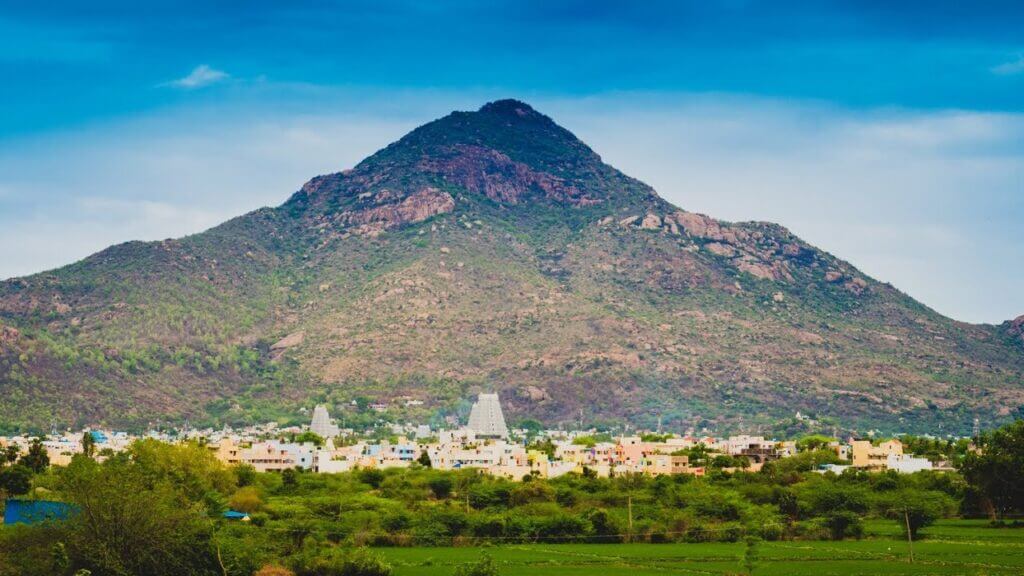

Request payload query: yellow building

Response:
[851,439,902,470]
[643,453,692,476]
[210,438,241,466]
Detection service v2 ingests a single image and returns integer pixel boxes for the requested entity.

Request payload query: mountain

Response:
[2,100,1022,435]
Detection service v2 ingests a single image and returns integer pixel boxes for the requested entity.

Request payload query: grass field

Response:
[374,520,1024,575]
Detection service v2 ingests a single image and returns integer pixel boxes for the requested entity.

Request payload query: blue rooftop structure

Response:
[3,499,78,525]
[222,510,250,520]
[89,430,108,443]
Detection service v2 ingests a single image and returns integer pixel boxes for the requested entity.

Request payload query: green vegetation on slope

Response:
[1,100,1022,433]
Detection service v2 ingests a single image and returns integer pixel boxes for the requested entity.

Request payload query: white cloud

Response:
[164,64,229,89]
[991,55,1024,75]
[544,95,1024,324]
[0,91,1021,324]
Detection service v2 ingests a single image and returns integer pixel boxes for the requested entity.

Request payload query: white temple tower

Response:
[467,393,509,439]
[310,404,339,438]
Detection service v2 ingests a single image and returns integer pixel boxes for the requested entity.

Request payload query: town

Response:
[0,393,954,481]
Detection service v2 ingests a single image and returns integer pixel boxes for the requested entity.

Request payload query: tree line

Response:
[0,420,1022,576]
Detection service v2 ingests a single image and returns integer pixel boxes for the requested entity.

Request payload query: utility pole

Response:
[904,508,914,564]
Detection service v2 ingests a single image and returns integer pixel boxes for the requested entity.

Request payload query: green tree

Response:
[517,419,544,437]
[127,439,236,501]
[526,439,556,459]
[796,435,835,452]
[675,444,710,466]
[0,464,33,495]
[959,420,1024,518]
[359,468,385,489]
[571,436,597,448]
[428,475,453,499]
[234,463,257,487]
[3,444,19,464]
[80,432,96,459]
[416,451,432,467]
[293,431,324,447]
[19,438,49,474]
[742,536,760,575]
[59,456,218,575]
[881,490,955,540]
[821,510,863,541]
[800,481,868,540]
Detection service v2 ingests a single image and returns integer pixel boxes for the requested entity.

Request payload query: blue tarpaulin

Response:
[3,499,78,525]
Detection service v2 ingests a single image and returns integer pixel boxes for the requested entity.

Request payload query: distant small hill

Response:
[2,100,1022,434]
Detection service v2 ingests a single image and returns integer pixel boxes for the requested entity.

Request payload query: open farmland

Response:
[376,520,1024,576]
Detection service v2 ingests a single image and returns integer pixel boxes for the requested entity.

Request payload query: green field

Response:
[373,520,1024,575]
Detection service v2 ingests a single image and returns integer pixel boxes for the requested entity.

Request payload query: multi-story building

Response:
[851,439,903,470]
[241,442,296,473]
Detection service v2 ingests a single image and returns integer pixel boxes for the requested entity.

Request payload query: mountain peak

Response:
[478,99,541,118]
[4,100,1024,435]
[291,100,661,222]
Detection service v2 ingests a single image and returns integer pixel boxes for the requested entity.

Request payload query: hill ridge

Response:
[1,100,1022,434]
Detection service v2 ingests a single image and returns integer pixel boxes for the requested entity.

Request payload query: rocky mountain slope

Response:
[1,100,1022,434]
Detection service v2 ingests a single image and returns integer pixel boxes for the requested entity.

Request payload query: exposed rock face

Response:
[611,209,879,288]
[271,331,305,360]
[671,211,735,242]
[338,187,455,236]
[1009,315,1024,343]
[618,210,802,283]
[418,145,598,206]
[640,213,662,230]
[705,242,737,258]
[1,98,1020,434]
[0,325,19,346]
[825,270,844,283]
[518,385,550,402]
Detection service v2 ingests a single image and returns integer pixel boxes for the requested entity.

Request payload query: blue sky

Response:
[1,1,1022,323]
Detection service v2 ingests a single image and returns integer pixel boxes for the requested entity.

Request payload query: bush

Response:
[294,547,392,576]
[820,510,863,540]
[453,552,499,576]
[359,469,385,489]
[229,486,263,513]
[428,476,454,499]
[255,566,296,576]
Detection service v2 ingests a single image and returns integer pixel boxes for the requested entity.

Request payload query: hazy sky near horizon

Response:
[1,1,1022,324]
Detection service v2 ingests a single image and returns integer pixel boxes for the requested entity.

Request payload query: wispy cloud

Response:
[992,55,1024,75]
[163,65,229,89]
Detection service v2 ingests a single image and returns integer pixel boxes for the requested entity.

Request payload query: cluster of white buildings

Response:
[0,394,947,478]
[0,429,133,466]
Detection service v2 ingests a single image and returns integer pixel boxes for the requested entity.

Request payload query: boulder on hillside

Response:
[1008,315,1024,343]
[0,325,20,346]
[270,331,305,360]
